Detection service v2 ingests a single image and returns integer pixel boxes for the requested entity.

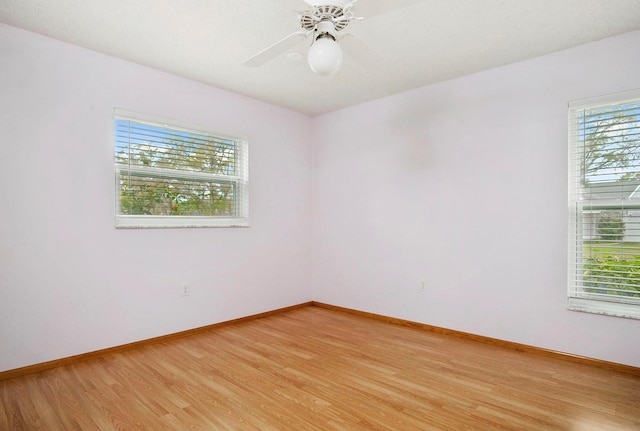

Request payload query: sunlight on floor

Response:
[570,414,635,431]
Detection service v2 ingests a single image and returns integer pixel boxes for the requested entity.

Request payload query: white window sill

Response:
[115,215,249,229]
[568,297,640,320]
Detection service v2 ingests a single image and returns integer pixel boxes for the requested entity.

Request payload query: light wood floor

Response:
[1,306,639,430]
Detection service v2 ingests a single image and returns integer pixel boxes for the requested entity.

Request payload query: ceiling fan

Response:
[243,0,423,76]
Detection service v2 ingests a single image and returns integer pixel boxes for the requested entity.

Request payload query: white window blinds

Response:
[114,110,248,228]
[568,89,640,319]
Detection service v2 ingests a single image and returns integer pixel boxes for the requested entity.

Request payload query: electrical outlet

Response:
[182,284,190,296]
[420,281,427,292]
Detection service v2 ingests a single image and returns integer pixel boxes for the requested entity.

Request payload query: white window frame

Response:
[568,89,640,319]
[114,109,249,228]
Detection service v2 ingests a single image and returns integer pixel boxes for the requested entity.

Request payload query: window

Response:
[568,89,640,319]
[114,110,248,228]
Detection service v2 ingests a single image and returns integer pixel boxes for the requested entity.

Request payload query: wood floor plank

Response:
[1,306,639,430]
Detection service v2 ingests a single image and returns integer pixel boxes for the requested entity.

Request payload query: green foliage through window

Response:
[584,254,640,299]
[597,214,626,241]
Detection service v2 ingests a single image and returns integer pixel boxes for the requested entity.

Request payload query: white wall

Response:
[0,24,312,372]
[311,30,640,367]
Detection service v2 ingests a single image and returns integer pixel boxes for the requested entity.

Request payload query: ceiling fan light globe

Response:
[307,38,343,76]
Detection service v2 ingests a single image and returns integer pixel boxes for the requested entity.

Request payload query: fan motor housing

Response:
[300,5,350,32]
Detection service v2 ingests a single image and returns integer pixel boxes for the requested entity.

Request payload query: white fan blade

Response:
[244,31,311,67]
[339,33,383,68]
[354,0,424,18]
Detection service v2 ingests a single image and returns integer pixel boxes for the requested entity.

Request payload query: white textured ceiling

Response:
[2,0,640,116]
